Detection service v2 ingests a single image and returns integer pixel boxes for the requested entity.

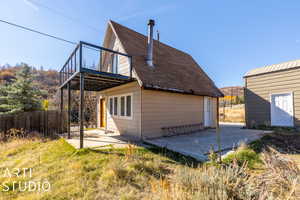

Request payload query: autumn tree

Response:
[0,64,44,114]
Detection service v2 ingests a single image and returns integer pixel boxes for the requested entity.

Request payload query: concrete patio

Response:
[144,122,272,161]
[64,129,136,149]
[64,123,272,161]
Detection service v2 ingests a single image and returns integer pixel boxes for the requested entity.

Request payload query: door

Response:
[270,93,294,127]
[100,99,106,127]
[204,97,213,127]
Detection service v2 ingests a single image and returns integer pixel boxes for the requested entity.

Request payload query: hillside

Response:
[220,86,244,97]
[0,64,59,99]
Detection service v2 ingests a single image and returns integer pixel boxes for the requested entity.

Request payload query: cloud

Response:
[116,4,176,21]
[23,0,39,11]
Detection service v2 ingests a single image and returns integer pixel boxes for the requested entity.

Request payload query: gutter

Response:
[142,84,223,98]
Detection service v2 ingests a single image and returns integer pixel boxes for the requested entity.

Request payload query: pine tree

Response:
[0,64,44,114]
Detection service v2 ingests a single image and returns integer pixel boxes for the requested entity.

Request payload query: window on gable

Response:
[111,53,118,74]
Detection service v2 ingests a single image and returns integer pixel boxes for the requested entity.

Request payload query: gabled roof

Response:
[108,20,223,97]
[244,59,300,77]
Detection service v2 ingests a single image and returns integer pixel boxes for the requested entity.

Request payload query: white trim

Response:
[270,92,294,127]
[204,96,213,127]
[108,93,133,120]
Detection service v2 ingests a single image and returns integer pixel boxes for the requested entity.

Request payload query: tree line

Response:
[0,64,61,114]
[0,64,97,127]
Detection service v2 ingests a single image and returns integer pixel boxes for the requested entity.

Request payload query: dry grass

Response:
[219,104,245,123]
[0,138,299,200]
[247,148,299,199]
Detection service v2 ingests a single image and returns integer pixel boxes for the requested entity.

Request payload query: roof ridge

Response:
[245,58,300,77]
[262,58,300,68]
[107,20,223,97]
[109,20,191,56]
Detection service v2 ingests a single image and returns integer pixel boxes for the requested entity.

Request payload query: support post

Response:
[60,88,63,134]
[67,83,71,139]
[79,73,84,148]
[79,42,84,148]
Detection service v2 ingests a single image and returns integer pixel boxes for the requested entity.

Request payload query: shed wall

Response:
[245,68,300,128]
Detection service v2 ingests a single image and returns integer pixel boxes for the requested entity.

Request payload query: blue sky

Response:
[1,0,300,87]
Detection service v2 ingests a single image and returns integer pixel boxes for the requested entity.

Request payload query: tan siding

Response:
[246,69,300,83]
[102,30,137,78]
[99,82,141,139]
[98,82,218,139]
[141,89,216,139]
[245,68,300,127]
[112,40,130,76]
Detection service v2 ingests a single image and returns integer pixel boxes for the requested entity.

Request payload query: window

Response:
[113,97,118,116]
[111,53,118,74]
[109,98,113,115]
[108,94,132,119]
[126,95,131,117]
[120,96,125,116]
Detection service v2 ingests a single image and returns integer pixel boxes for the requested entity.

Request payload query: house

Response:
[244,59,300,129]
[95,20,223,140]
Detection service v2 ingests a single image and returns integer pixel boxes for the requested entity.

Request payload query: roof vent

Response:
[146,19,155,67]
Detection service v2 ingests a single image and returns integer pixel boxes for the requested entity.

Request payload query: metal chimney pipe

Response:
[146,19,155,67]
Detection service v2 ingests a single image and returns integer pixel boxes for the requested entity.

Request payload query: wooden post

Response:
[43,111,46,136]
[60,88,63,134]
[79,73,84,148]
[223,100,226,121]
[67,83,71,139]
[216,97,222,163]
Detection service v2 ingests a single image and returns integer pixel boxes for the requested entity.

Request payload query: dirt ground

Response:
[250,131,300,154]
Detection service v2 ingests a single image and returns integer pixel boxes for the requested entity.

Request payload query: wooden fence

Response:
[0,110,67,139]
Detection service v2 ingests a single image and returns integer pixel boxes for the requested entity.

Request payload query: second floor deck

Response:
[59,41,134,91]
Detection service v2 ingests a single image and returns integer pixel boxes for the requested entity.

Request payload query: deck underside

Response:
[60,68,134,91]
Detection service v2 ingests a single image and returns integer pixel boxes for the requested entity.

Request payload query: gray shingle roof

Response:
[245,59,300,77]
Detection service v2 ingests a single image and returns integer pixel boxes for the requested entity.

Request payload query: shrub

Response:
[222,148,261,169]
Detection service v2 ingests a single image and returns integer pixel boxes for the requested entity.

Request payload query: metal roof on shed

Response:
[244,59,300,77]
